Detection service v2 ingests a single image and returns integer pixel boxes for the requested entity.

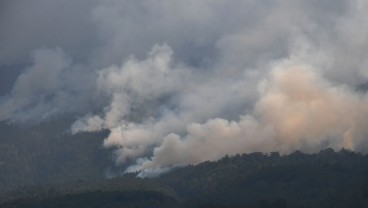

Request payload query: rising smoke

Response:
[1,0,368,176]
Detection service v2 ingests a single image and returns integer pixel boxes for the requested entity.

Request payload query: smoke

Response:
[121,58,368,177]
[1,0,368,176]
[71,44,190,133]
[256,61,368,152]
[0,48,71,122]
[0,48,99,123]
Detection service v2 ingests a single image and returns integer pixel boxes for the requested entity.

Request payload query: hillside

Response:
[1,149,368,208]
[0,117,112,193]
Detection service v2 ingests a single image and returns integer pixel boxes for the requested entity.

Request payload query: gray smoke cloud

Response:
[0,48,99,123]
[1,0,368,176]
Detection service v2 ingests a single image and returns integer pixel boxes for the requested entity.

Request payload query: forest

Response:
[1,143,368,207]
[1,118,368,207]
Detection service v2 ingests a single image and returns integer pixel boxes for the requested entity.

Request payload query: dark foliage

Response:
[1,148,368,208]
[0,116,112,193]
[1,117,368,207]
[1,190,179,208]
[159,149,368,208]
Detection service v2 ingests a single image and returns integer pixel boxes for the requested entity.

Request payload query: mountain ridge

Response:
[1,148,368,208]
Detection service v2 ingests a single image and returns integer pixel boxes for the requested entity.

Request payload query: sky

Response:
[1,0,368,176]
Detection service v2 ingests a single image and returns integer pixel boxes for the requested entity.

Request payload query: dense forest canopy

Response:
[1,145,368,208]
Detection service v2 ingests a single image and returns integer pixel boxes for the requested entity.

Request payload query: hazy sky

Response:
[1,0,368,176]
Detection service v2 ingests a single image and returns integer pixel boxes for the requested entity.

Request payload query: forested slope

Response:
[0,117,111,193]
[1,148,368,208]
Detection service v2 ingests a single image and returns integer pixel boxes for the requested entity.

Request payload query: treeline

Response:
[159,148,368,207]
[1,148,368,208]
[0,177,179,208]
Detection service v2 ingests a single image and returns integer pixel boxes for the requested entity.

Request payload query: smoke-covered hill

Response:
[1,149,368,208]
[2,1,368,207]
[2,0,368,177]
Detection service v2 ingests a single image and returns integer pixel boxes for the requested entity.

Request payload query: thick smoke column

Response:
[105,57,368,177]
[256,61,368,152]
[1,0,368,176]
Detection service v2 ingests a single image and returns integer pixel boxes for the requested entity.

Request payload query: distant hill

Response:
[159,148,368,207]
[1,148,368,208]
[0,116,112,193]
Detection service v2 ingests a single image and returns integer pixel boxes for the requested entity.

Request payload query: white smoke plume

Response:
[1,0,368,176]
[106,57,368,177]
